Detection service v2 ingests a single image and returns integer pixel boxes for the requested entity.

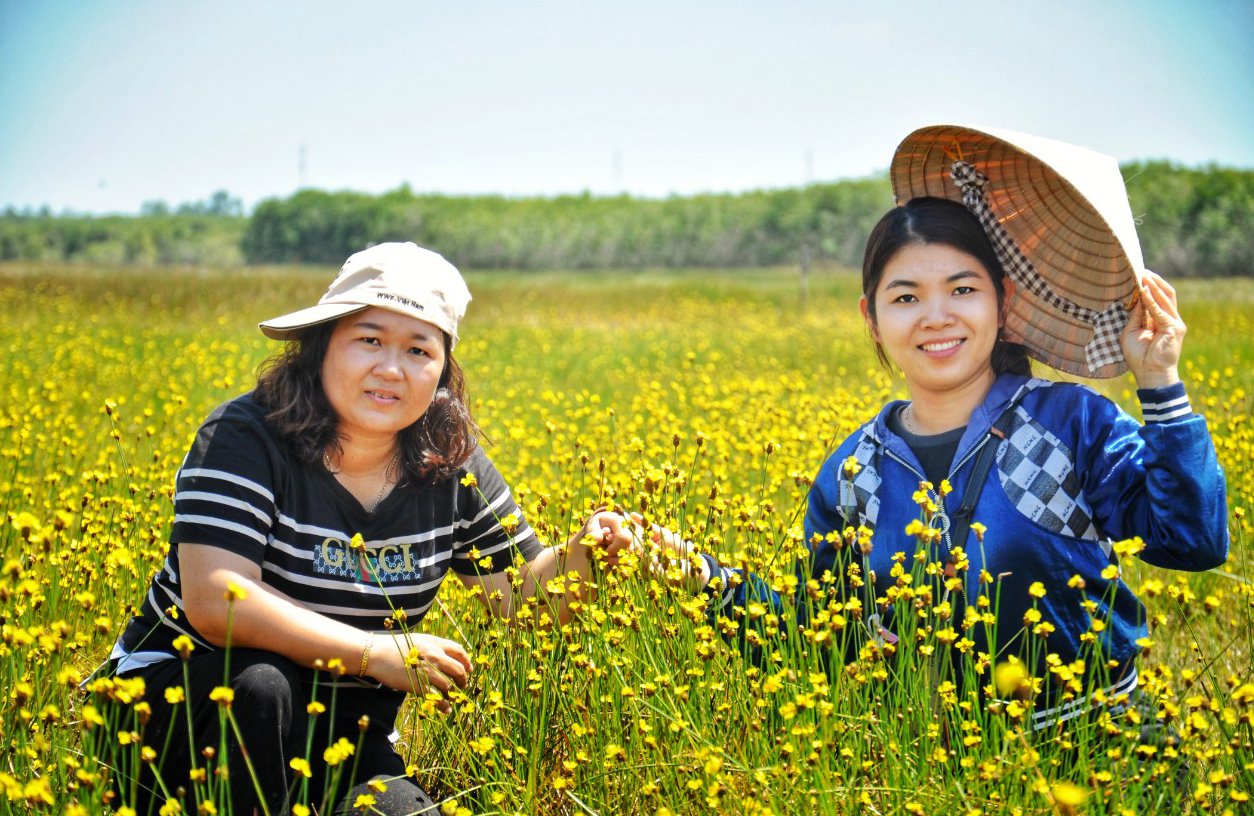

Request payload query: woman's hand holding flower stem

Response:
[367,632,472,712]
[629,512,712,593]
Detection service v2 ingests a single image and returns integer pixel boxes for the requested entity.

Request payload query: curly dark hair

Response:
[254,320,479,485]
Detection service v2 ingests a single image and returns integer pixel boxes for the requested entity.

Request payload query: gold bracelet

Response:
[358,633,374,677]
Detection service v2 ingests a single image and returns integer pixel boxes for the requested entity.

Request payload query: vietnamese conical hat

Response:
[890,124,1144,377]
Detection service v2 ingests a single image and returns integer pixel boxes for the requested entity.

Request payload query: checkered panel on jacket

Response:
[838,434,882,530]
[996,407,1099,540]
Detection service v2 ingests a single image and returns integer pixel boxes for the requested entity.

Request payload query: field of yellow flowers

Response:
[2,262,1252,815]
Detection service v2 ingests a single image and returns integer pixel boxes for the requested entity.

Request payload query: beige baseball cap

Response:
[259,242,472,347]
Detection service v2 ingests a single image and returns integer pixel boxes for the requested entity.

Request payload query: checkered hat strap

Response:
[950,161,1129,374]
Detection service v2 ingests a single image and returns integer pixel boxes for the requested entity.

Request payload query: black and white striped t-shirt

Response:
[112,392,542,675]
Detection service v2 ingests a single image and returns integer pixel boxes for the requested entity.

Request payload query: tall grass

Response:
[1,262,1251,814]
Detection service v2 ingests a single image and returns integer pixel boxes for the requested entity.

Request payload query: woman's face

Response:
[321,307,447,446]
[860,242,1009,400]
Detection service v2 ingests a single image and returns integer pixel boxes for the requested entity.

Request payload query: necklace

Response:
[901,403,919,435]
[324,448,400,513]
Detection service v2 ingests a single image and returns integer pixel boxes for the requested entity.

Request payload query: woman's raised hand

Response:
[1120,270,1186,389]
[368,632,472,708]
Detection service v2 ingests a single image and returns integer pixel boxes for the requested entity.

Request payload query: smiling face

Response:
[320,307,447,447]
[861,242,1010,402]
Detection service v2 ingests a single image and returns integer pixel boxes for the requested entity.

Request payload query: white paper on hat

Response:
[974,126,1146,277]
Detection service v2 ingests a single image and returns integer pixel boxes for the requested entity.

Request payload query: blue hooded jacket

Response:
[704,373,1228,728]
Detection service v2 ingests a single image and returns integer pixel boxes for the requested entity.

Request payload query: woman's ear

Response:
[859,296,880,342]
[1000,276,1016,328]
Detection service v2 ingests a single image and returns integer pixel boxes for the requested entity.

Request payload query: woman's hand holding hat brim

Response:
[1119,270,1185,390]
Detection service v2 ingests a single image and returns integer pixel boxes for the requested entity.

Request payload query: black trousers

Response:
[110,649,437,816]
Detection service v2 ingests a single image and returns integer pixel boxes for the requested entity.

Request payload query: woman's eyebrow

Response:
[884,270,982,290]
[351,320,436,341]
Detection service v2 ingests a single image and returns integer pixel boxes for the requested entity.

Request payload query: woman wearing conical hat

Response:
[649,125,1229,732]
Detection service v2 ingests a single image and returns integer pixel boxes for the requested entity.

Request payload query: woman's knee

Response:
[228,649,305,724]
[336,776,438,816]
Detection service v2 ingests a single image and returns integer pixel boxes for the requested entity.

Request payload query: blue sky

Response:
[1,0,1251,215]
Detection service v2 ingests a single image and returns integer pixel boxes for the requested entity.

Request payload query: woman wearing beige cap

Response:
[103,242,631,815]
[654,126,1228,734]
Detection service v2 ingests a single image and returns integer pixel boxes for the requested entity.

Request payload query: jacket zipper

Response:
[884,436,990,552]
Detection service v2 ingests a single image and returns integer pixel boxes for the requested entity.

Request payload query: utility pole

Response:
[800,146,814,304]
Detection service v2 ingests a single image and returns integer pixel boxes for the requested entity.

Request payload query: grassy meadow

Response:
[1,262,1252,815]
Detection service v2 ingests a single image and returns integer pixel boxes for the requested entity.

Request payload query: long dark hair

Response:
[861,196,1031,376]
[254,320,479,485]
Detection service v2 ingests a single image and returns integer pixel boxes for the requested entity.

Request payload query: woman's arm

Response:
[456,511,631,624]
[179,543,472,697]
[638,443,861,606]
[1082,270,1229,569]
[1082,385,1230,571]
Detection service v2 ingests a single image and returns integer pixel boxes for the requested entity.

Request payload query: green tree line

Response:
[2,162,1250,275]
[239,178,891,270]
[0,191,248,267]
